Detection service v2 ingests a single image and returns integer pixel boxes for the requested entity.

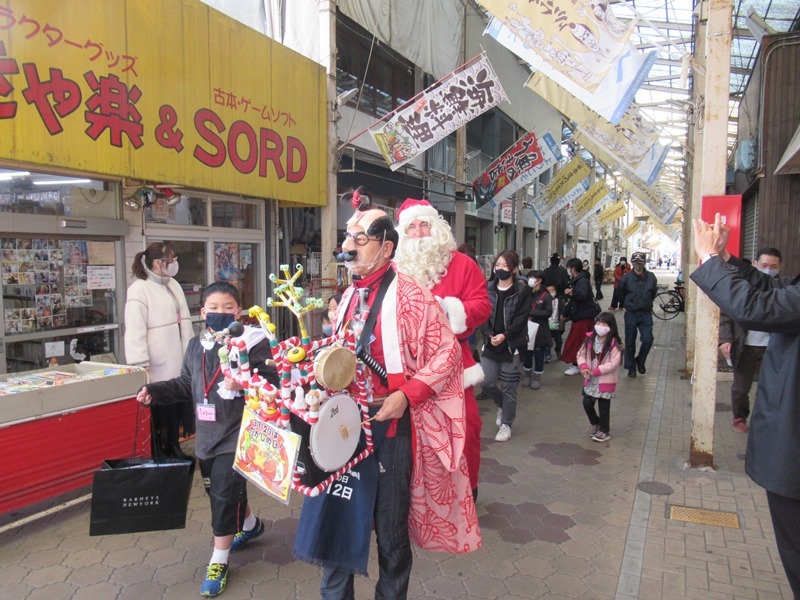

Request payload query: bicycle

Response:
[653,282,685,320]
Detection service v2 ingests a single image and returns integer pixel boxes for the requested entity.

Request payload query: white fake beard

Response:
[395,236,452,289]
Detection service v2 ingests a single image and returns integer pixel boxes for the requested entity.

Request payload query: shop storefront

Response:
[0,0,326,511]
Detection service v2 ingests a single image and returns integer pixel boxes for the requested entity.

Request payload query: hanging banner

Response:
[486,17,657,125]
[542,156,591,205]
[0,0,326,206]
[571,180,612,223]
[369,54,507,171]
[472,130,561,208]
[620,176,680,226]
[623,221,643,239]
[527,74,669,186]
[596,201,627,225]
[534,177,590,221]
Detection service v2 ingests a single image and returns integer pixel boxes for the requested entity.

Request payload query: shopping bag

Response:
[527,321,540,351]
[89,457,195,536]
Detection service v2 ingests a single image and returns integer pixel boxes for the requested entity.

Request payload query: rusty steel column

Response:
[687,0,733,469]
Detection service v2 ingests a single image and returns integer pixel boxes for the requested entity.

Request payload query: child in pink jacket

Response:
[577,312,623,442]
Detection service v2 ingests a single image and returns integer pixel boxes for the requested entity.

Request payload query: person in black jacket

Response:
[480,250,532,442]
[561,258,598,375]
[137,282,279,598]
[593,257,605,300]
[618,251,658,377]
[542,253,570,296]
[524,270,552,390]
[692,214,800,598]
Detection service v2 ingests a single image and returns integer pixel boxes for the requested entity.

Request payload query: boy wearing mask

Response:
[137,282,278,597]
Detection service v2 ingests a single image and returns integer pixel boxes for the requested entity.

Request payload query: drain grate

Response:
[666,505,740,528]
[638,481,674,495]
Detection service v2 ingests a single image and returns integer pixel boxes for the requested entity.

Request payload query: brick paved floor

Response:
[0,305,793,599]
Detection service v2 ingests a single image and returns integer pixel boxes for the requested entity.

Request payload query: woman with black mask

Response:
[480,250,532,442]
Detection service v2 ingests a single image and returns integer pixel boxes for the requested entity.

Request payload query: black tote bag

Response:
[89,403,195,536]
[89,457,195,536]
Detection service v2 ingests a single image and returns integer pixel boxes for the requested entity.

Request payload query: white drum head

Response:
[309,393,361,472]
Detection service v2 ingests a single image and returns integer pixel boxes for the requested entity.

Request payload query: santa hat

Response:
[397,198,439,232]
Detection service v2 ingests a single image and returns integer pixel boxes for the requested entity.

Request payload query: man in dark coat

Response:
[618,251,658,378]
[691,214,800,598]
[542,253,570,296]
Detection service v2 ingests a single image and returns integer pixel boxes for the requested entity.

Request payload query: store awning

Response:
[775,123,800,175]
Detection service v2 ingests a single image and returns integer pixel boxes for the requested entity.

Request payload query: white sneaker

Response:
[564,365,581,375]
[496,408,502,427]
[495,424,512,442]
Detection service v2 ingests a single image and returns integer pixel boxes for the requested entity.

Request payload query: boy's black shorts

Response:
[198,452,248,537]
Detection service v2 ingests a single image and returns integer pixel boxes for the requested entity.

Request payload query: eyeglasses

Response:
[406,221,431,234]
[344,232,379,246]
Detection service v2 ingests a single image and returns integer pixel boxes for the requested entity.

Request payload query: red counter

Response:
[0,398,151,514]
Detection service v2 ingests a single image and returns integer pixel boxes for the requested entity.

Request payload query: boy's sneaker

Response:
[564,365,581,375]
[201,563,229,597]
[732,418,748,433]
[231,518,265,552]
[496,408,502,427]
[592,431,611,442]
[495,424,512,442]
[588,425,600,437]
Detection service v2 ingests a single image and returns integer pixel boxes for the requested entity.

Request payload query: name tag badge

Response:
[197,403,216,422]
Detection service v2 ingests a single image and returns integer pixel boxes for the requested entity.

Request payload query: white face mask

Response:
[594,324,611,337]
[164,260,179,277]
[758,267,779,277]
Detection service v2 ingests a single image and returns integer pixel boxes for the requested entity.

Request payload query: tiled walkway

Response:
[0,307,793,599]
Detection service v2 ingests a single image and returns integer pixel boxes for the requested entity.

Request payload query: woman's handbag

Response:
[89,404,195,536]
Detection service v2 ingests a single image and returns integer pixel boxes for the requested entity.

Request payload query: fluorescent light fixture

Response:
[34,178,91,186]
[334,88,358,108]
[0,171,30,180]
[745,8,775,43]
[465,149,482,161]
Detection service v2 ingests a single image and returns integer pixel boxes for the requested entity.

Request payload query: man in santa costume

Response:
[294,197,480,600]
[394,198,491,500]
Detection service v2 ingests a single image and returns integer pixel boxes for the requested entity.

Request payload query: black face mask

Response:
[205,312,236,332]
[494,268,512,281]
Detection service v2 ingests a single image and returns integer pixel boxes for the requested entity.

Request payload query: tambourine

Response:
[309,393,362,472]
[290,393,365,488]
[314,345,356,391]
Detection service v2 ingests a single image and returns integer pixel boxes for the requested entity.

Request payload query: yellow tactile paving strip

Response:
[667,505,741,528]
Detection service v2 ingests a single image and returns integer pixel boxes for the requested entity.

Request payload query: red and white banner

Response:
[369,54,507,171]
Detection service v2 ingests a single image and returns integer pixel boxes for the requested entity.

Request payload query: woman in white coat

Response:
[124,242,194,458]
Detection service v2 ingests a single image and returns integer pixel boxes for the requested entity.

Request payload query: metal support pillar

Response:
[687,0,733,469]
[320,0,339,282]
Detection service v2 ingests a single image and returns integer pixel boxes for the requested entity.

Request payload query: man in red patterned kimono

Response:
[394,198,491,500]
[293,203,480,600]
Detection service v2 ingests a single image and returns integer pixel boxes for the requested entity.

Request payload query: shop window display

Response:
[2,236,118,372]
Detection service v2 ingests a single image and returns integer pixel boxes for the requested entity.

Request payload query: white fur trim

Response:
[439,296,468,335]
[463,363,484,388]
[397,204,439,231]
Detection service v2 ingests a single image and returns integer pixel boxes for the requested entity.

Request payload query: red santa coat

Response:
[426,251,490,491]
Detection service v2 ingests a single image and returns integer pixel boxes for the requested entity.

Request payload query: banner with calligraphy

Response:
[620,176,680,226]
[472,130,561,208]
[535,156,592,218]
[595,201,627,226]
[571,180,612,224]
[527,74,669,186]
[0,0,326,205]
[623,221,643,239]
[485,17,657,125]
[369,54,507,171]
